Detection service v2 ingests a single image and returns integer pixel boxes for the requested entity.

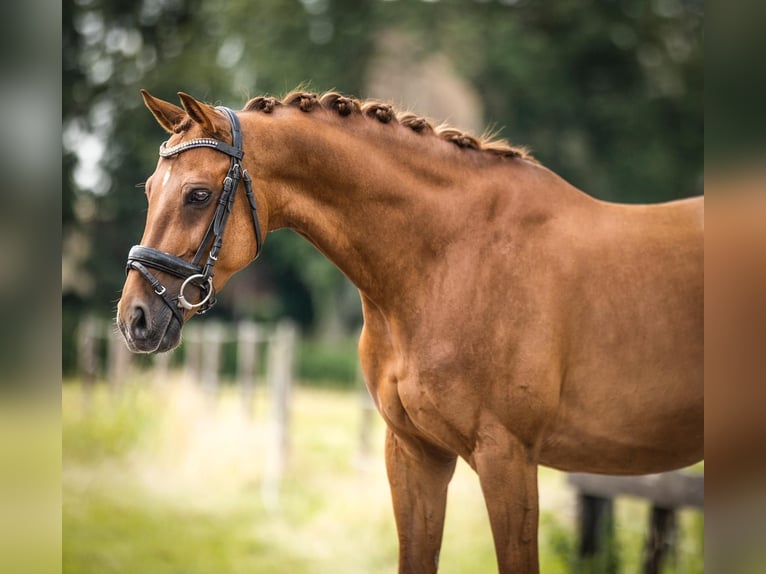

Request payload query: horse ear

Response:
[177,92,225,136]
[140,89,185,134]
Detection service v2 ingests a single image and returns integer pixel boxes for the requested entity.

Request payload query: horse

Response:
[116,89,703,573]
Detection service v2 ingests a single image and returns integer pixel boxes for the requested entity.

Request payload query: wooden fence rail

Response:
[567,471,703,573]
[75,317,275,393]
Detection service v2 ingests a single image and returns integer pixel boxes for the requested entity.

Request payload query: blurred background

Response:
[61,0,705,572]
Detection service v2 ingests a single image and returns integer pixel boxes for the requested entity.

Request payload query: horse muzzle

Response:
[117,290,184,354]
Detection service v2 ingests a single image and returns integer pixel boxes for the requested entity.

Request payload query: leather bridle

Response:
[125,106,263,324]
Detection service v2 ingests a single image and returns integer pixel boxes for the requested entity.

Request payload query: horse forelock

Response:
[242,89,535,162]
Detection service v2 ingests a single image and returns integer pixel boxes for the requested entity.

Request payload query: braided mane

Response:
[243,89,533,162]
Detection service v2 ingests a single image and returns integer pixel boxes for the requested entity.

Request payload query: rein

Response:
[125,107,263,324]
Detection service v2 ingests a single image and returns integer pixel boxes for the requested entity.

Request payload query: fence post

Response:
[357,358,376,466]
[77,315,99,387]
[201,322,223,402]
[107,328,131,392]
[643,505,677,574]
[77,315,100,410]
[238,320,259,418]
[568,472,703,573]
[153,348,171,385]
[272,321,296,457]
[262,320,297,509]
[184,324,202,382]
[578,493,616,564]
[359,391,375,461]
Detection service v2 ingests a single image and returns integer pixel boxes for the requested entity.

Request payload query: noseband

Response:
[125,107,263,324]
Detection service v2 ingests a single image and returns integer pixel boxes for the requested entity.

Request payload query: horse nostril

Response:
[131,304,149,340]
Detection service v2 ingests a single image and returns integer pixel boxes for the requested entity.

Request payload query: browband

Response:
[159,138,244,160]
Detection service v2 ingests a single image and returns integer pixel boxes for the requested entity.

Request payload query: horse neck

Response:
[241,109,570,311]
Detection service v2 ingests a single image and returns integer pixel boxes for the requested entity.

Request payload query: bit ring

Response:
[177,274,214,310]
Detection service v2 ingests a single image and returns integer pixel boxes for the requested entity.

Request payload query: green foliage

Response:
[542,511,578,572]
[677,510,705,574]
[296,337,359,387]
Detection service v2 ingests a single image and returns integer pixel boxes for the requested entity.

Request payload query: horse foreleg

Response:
[474,432,540,574]
[385,427,457,574]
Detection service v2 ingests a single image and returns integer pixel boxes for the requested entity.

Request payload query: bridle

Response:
[125,106,263,324]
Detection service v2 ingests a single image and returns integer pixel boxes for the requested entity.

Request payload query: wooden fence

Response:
[75,316,297,506]
[568,471,704,573]
[76,317,294,403]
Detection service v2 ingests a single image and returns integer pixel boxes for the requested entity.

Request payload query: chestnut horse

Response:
[117,90,703,573]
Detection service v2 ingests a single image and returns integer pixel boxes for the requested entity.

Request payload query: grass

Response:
[63,377,398,574]
[62,375,703,573]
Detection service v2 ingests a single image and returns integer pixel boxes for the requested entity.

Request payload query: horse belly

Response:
[540,200,704,474]
[539,376,703,475]
[541,318,703,475]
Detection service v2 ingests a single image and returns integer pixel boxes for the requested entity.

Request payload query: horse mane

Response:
[242,89,534,162]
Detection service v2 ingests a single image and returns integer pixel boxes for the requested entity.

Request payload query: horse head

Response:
[116,91,265,353]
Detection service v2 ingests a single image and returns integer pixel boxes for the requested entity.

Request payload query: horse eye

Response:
[187,189,211,204]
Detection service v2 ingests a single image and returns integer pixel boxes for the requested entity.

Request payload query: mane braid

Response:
[319,92,361,116]
[243,89,534,161]
[398,112,434,134]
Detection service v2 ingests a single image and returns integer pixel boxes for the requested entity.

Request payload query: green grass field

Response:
[62,375,702,573]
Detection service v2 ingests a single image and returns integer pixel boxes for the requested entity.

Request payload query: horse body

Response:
[117,91,703,573]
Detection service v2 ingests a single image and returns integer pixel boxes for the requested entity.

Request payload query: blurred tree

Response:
[376,0,703,202]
